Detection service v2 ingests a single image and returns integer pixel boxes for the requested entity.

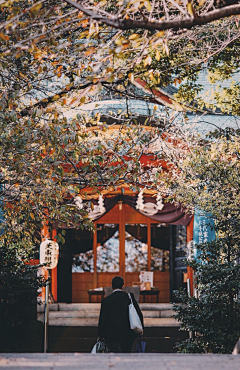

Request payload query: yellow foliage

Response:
[187,2,194,16]
[128,73,134,82]
[155,50,161,61]
[129,33,140,40]
[52,95,60,101]
[144,0,152,11]
[144,56,152,67]
[155,31,165,38]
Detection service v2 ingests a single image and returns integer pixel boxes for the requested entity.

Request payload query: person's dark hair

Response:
[112,276,124,290]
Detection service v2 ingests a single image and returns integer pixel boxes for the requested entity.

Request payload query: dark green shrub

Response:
[173,238,240,353]
[0,243,46,351]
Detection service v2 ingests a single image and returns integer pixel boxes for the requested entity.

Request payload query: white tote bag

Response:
[128,293,143,333]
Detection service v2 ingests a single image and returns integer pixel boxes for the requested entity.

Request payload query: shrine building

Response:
[43,87,198,305]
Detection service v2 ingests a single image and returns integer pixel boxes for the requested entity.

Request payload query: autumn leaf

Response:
[155,50,161,61]
[81,19,89,28]
[144,56,152,67]
[19,72,27,79]
[85,47,95,56]
[70,97,77,104]
[89,22,95,36]
[80,96,86,103]
[0,32,9,41]
[30,3,42,15]
[129,33,139,40]
[128,72,134,82]
[187,2,194,16]
[155,31,165,38]
[52,95,60,101]
[144,0,152,11]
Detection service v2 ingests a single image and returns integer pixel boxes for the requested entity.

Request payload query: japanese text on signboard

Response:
[40,240,59,269]
[198,219,209,244]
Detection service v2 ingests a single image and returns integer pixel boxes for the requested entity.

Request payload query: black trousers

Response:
[107,337,135,353]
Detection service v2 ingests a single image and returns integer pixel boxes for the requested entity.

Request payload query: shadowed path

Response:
[0,353,239,370]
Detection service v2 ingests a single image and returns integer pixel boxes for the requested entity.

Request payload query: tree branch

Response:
[65,0,240,31]
[19,79,124,116]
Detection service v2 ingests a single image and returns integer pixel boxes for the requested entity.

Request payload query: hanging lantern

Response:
[40,239,59,269]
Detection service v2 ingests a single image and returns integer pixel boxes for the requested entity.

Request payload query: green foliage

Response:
[173,237,240,353]
[169,134,240,232]
[0,102,167,248]
[214,82,240,115]
[0,242,46,351]
[166,130,240,353]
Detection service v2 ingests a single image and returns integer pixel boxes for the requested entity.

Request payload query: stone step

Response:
[144,310,174,318]
[38,316,179,327]
[37,303,174,313]
[48,325,186,338]
[37,303,101,313]
[140,304,173,311]
[59,303,101,311]
[49,311,100,318]
[38,309,174,320]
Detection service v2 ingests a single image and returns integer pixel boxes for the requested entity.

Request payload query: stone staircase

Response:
[37,303,188,353]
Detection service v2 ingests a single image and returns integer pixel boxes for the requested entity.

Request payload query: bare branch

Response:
[65,0,240,32]
[19,78,125,116]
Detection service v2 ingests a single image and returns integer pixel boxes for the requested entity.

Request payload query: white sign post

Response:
[40,239,59,353]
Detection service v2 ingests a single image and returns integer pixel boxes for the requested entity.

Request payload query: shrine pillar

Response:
[187,217,194,296]
[51,229,58,302]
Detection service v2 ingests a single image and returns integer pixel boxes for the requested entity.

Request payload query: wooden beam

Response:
[93,222,98,288]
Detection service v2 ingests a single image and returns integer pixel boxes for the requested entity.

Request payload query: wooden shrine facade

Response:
[49,198,194,304]
[72,203,170,303]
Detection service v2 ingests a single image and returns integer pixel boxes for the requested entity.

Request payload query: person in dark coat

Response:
[98,276,144,353]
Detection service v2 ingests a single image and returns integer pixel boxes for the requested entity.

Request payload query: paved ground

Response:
[0,353,239,370]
